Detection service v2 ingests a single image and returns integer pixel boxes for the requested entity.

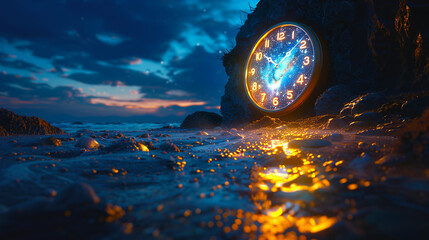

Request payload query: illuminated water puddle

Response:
[245,137,337,238]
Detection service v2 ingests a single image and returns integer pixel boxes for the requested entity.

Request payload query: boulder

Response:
[0,108,65,136]
[315,85,354,115]
[180,111,223,129]
[340,93,387,116]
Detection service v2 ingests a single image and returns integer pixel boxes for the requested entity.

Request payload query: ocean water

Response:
[52,122,180,133]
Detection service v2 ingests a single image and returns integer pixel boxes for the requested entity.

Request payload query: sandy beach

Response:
[1,120,428,239]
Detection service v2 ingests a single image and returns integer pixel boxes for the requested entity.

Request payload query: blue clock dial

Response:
[245,22,322,114]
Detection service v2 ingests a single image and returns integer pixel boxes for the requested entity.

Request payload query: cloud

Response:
[0,0,256,122]
[96,33,129,46]
[166,90,192,97]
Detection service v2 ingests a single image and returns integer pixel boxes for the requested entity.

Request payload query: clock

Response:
[245,22,323,116]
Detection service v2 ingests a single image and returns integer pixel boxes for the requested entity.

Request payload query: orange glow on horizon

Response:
[90,97,207,112]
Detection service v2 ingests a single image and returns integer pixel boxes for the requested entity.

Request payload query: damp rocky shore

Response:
[1,101,429,239]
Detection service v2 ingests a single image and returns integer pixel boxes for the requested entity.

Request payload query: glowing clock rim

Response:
[244,22,323,116]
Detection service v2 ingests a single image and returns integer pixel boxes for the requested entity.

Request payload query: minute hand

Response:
[277,37,305,67]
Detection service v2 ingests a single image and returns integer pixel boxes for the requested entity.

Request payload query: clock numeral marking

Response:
[300,40,307,49]
[303,56,310,66]
[277,32,285,41]
[252,82,257,91]
[261,92,266,102]
[250,68,256,76]
[292,31,295,40]
[273,97,279,106]
[297,74,304,85]
[265,39,270,48]
[255,52,263,61]
[287,90,293,99]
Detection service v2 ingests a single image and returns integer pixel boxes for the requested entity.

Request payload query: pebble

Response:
[139,133,150,138]
[349,152,373,170]
[75,136,99,149]
[288,139,332,148]
[159,142,180,152]
[197,131,209,136]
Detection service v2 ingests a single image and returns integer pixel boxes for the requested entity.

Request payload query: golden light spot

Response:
[157,204,164,211]
[184,210,192,217]
[348,183,358,190]
[339,178,348,184]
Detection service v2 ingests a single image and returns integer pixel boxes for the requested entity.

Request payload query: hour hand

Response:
[264,55,277,66]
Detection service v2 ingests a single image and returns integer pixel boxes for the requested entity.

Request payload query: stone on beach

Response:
[103,138,149,153]
[349,152,373,170]
[75,136,100,149]
[159,142,180,152]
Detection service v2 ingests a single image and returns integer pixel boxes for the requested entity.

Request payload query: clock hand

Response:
[276,37,305,67]
[264,55,278,66]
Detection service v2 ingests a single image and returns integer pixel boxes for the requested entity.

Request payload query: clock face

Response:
[245,22,322,115]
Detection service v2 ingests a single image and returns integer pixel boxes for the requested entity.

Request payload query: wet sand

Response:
[1,126,429,239]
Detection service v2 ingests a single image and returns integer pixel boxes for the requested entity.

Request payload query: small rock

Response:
[375,154,406,166]
[197,131,209,136]
[103,138,149,153]
[139,133,150,138]
[75,136,99,149]
[220,131,244,139]
[40,137,62,146]
[349,152,373,170]
[330,133,344,142]
[159,142,180,152]
[288,139,332,148]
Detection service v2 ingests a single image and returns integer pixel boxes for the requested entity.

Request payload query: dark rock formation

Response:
[221,0,428,125]
[180,111,223,129]
[0,108,65,136]
[315,84,354,115]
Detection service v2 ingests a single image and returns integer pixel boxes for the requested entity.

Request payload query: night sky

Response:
[0,0,259,123]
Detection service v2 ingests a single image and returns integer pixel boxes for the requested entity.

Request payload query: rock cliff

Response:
[0,108,65,136]
[221,0,428,125]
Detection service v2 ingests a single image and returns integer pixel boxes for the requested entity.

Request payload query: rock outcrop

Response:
[180,111,223,129]
[221,0,428,125]
[0,108,65,136]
